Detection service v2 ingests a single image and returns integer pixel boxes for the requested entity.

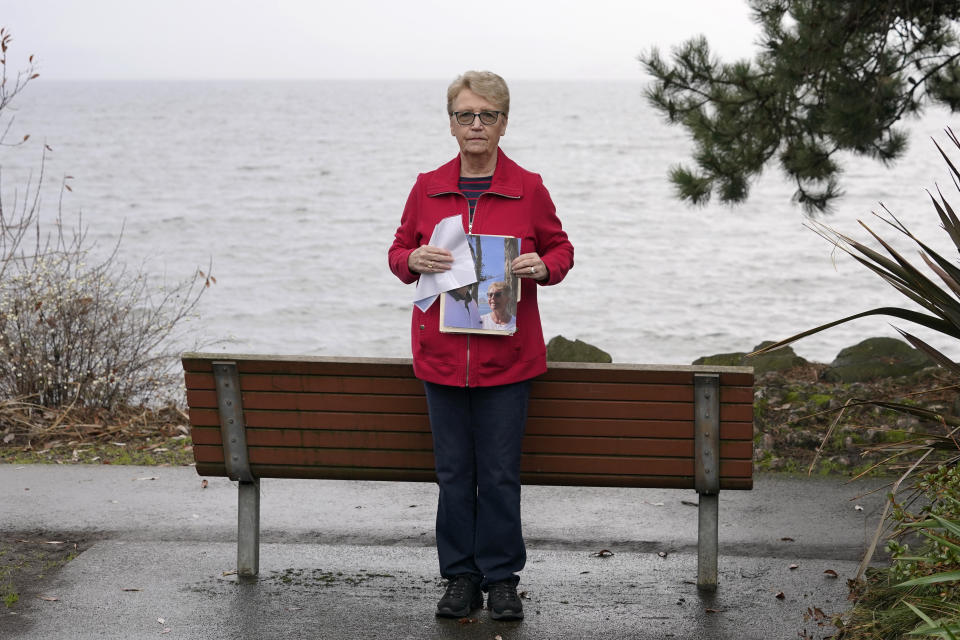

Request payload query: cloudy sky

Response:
[5,0,759,80]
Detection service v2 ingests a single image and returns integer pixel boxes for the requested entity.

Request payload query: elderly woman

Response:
[388,71,574,621]
[480,281,515,331]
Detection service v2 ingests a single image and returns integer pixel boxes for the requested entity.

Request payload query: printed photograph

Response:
[440,234,520,335]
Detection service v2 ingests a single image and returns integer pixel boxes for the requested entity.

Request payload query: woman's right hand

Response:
[408,245,454,274]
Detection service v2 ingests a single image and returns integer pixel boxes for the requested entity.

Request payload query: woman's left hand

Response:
[512,253,548,282]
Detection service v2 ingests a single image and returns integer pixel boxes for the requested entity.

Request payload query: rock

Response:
[822,337,934,383]
[546,336,612,363]
[693,351,748,367]
[895,416,919,430]
[760,433,776,451]
[785,429,820,447]
[692,341,808,376]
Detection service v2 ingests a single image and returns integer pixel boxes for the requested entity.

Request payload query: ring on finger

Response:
[529,266,536,275]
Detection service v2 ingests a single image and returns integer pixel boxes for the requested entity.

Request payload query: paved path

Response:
[0,465,892,639]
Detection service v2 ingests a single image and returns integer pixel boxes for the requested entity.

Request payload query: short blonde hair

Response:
[486,281,511,296]
[447,71,510,116]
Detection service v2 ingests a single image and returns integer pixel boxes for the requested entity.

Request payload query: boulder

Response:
[692,341,808,376]
[822,337,933,383]
[546,336,612,363]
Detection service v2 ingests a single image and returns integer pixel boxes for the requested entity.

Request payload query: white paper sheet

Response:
[413,215,478,311]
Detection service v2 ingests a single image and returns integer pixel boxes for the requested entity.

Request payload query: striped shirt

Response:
[459,176,492,225]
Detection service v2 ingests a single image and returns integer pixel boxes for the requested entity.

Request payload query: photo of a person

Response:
[442,286,482,329]
[439,234,520,335]
[480,281,515,331]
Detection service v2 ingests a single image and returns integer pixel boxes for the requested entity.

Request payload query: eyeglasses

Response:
[487,291,505,299]
[451,111,502,126]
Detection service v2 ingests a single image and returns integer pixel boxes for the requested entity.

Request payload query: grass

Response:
[0,435,195,467]
[0,401,196,467]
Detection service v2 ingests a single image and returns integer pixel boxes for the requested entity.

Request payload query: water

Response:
[2,80,959,365]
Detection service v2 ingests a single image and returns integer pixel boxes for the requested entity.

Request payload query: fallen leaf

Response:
[591,549,614,558]
[824,570,838,578]
[789,564,799,570]
[222,570,237,577]
[157,618,165,625]
[781,537,795,542]
[681,500,699,507]
[37,595,59,602]
[136,476,159,481]
[519,591,530,599]
[160,629,171,635]
[854,505,864,511]
[122,588,142,592]
[44,541,65,545]
[456,617,478,624]
[705,608,723,613]
[657,551,668,558]
[775,592,786,599]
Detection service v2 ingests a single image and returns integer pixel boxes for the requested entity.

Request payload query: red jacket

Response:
[389,149,574,387]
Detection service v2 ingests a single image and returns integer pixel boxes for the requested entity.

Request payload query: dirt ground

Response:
[0,532,92,621]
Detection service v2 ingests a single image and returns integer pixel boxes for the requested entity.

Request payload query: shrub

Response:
[0,28,210,410]
[0,229,210,407]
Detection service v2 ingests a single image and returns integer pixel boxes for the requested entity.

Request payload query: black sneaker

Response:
[487,581,524,621]
[436,576,482,618]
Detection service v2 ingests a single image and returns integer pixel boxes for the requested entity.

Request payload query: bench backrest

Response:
[182,354,754,490]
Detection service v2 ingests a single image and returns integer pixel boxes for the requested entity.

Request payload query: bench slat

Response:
[185,371,754,406]
[188,411,753,440]
[192,461,752,489]
[187,389,751,423]
[184,355,752,383]
[191,426,752,460]
[192,444,752,479]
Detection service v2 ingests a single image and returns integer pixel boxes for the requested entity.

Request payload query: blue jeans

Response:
[423,380,531,587]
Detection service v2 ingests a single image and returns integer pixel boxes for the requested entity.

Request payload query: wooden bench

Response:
[181,353,754,591]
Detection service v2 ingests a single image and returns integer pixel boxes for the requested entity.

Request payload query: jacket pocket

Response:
[414,319,458,378]
[477,336,522,370]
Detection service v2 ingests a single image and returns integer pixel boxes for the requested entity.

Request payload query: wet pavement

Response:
[0,465,891,639]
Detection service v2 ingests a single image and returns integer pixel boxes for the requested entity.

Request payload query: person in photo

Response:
[480,281,515,331]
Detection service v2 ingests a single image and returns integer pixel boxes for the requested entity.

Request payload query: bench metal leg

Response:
[697,493,718,591]
[238,480,260,576]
